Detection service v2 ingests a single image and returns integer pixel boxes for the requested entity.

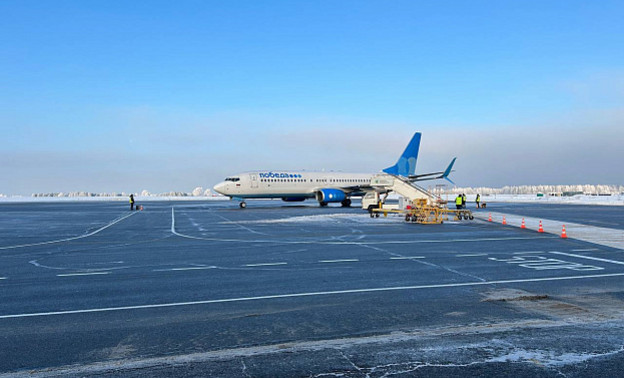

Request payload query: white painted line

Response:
[171,207,177,234]
[57,272,111,277]
[319,259,359,263]
[0,212,137,250]
[3,273,624,320]
[0,277,6,280]
[550,252,624,266]
[390,256,425,260]
[244,262,288,267]
[169,267,217,271]
[513,251,546,255]
[455,253,488,257]
[571,248,600,252]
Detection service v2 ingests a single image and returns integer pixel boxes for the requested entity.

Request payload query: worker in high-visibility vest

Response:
[129,194,135,211]
[476,193,481,208]
[455,195,463,210]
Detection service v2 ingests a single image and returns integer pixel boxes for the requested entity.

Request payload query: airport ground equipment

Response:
[370,198,474,224]
[362,174,473,224]
[361,174,433,212]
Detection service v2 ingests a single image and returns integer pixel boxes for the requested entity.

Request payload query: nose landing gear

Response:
[239,201,247,209]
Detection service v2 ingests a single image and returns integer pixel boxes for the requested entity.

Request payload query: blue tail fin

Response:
[383,132,421,177]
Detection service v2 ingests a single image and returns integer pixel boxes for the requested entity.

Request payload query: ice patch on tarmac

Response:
[486,346,624,366]
[225,213,401,225]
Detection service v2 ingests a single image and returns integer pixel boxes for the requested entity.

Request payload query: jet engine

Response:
[316,188,347,204]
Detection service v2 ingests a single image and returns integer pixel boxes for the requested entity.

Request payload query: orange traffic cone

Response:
[521,218,526,229]
[502,216,507,225]
[488,213,492,222]
[538,220,544,233]
[561,225,568,238]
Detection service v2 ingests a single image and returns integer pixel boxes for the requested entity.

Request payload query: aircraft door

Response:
[250,174,258,188]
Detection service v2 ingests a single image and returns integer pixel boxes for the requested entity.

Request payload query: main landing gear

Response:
[318,199,352,207]
[239,201,247,209]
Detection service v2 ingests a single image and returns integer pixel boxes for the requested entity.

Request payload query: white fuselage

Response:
[213,171,374,200]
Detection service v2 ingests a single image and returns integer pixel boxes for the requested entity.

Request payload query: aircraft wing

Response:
[327,184,376,198]
[407,157,456,184]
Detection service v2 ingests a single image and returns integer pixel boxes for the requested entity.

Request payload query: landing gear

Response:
[239,201,247,209]
[319,201,328,207]
[341,199,352,207]
[368,204,376,217]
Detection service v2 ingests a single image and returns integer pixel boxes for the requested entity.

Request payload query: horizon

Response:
[4,183,622,198]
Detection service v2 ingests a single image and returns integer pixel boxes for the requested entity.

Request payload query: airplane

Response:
[212,132,455,208]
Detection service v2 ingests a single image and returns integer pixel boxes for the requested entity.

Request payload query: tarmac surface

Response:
[1,200,623,377]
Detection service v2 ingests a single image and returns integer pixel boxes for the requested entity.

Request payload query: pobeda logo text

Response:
[259,172,303,179]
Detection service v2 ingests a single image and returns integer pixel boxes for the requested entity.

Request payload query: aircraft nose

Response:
[213,182,228,195]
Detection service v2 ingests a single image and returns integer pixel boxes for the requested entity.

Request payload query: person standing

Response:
[455,195,463,210]
[461,193,467,209]
[476,193,481,209]
[129,194,135,211]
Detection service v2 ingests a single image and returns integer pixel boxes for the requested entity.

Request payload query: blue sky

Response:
[1,1,623,194]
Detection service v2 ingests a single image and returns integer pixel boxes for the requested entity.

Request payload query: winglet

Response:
[383,132,421,177]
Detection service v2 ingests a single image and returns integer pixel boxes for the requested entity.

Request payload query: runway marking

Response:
[455,253,488,257]
[319,259,359,263]
[209,212,267,236]
[171,208,179,234]
[57,272,111,277]
[0,277,6,280]
[490,255,603,271]
[513,251,546,255]
[0,212,137,250]
[2,272,624,319]
[390,256,425,260]
[551,252,624,266]
[244,262,288,267]
[156,266,218,272]
[571,248,600,252]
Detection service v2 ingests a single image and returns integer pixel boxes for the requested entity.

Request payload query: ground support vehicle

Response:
[370,199,474,224]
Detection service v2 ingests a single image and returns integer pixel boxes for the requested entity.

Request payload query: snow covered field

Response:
[0,194,622,206]
[481,194,624,206]
[0,195,229,203]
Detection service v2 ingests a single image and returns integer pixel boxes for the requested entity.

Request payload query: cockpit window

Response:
[225,177,240,182]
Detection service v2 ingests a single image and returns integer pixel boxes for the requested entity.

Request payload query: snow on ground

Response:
[480,194,624,206]
[390,193,624,206]
[474,211,624,250]
[0,194,622,206]
[0,196,229,203]
[234,213,400,225]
